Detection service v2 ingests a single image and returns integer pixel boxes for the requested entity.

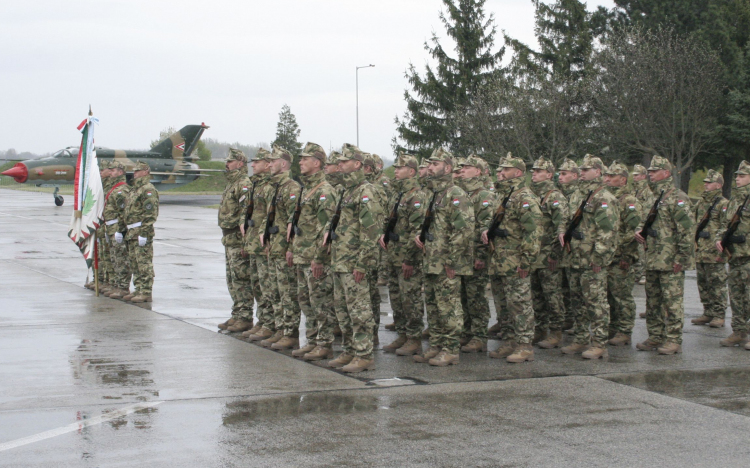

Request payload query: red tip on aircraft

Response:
[2,163,28,183]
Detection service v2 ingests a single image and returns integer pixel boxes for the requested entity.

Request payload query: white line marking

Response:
[0,401,163,452]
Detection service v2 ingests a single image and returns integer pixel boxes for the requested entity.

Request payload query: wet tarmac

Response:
[2,189,750,467]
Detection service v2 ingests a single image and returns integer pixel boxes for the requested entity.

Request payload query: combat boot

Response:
[460,338,487,353]
[608,333,631,347]
[428,351,459,367]
[383,335,407,352]
[636,338,661,351]
[108,288,128,300]
[657,342,682,355]
[271,336,299,350]
[413,346,440,363]
[242,324,262,337]
[533,329,547,345]
[342,356,375,373]
[562,319,574,332]
[84,281,95,290]
[561,342,588,355]
[328,352,354,368]
[745,341,750,351]
[537,331,562,349]
[507,344,534,363]
[459,336,471,347]
[123,293,136,302]
[422,328,431,339]
[709,318,725,328]
[292,343,316,357]
[488,322,502,335]
[303,346,333,361]
[247,327,273,342]
[720,331,747,347]
[260,330,284,348]
[582,345,608,360]
[639,312,646,319]
[395,338,422,356]
[227,319,253,333]
[488,341,516,359]
[333,326,342,337]
[691,315,711,325]
[130,294,152,303]
[217,318,235,331]
[385,322,396,331]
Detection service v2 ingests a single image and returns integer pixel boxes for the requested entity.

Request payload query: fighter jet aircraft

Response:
[1,124,218,205]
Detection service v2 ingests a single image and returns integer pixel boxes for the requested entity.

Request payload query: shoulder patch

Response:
[242,186,248,192]
[146,191,152,197]
[362,195,370,203]
[452,198,460,206]
[290,194,297,200]
[677,199,685,207]
[482,200,490,207]
[319,195,327,201]
[628,203,635,210]
[522,201,530,209]
[552,200,560,207]
[601,202,608,209]
[414,201,422,208]
[723,206,728,212]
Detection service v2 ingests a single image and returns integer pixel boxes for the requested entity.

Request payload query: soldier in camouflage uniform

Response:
[632,164,653,290]
[104,161,132,300]
[285,143,338,361]
[380,153,427,356]
[258,145,302,350]
[94,162,114,293]
[692,170,729,328]
[487,155,510,337]
[216,149,253,333]
[323,151,346,340]
[456,156,495,353]
[529,157,569,349]
[363,153,387,340]
[413,147,474,366]
[324,144,384,373]
[560,155,619,360]
[484,156,541,363]
[122,161,159,303]
[635,155,695,355]
[604,161,642,346]
[716,160,750,349]
[557,158,582,332]
[418,161,430,187]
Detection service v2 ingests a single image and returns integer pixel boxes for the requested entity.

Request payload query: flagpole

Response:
[93,231,99,297]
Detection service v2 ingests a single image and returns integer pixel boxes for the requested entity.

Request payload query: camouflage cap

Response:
[418,159,429,169]
[369,153,384,168]
[340,143,365,162]
[133,160,150,172]
[453,159,464,173]
[327,151,342,165]
[267,144,292,163]
[647,154,672,172]
[632,164,647,176]
[532,157,555,173]
[558,158,579,173]
[393,152,418,170]
[251,148,270,161]
[703,169,724,184]
[476,157,489,173]
[735,160,750,175]
[226,147,248,163]
[363,152,377,168]
[109,160,125,171]
[99,159,111,170]
[427,147,454,166]
[605,160,629,177]
[578,154,604,171]
[459,155,486,169]
[499,156,527,173]
[300,142,326,163]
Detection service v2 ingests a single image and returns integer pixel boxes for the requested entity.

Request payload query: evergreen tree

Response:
[393,0,504,160]
[271,104,303,178]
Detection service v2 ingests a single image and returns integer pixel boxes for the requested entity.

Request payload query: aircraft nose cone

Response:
[1,163,28,183]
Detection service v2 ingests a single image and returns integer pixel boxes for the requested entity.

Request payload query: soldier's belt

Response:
[127,222,142,229]
[697,231,710,239]
[645,228,658,237]
[222,226,240,236]
[105,219,119,226]
[727,234,746,244]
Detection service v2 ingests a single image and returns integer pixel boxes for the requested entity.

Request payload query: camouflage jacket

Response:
[218,168,251,247]
[559,181,583,268]
[531,180,569,267]
[124,176,159,240]
[103,175,130,236]
[366,172,389,213]
[695,189,729,264]
[329,170,384,274]
[640,178,695,271]
[716,183,750,263]
[608,185,642,265]
[384,177,427,267]
[567,178,620,269]
[633,179,654,207]
[373,172,393,199]
[488,177,541,276]
[422,174,474,275]
[289,170,337,265]
[245,174,270,256]
[459,177,495,265]
[259,171,301,258]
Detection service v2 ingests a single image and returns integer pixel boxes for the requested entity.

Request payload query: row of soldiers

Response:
[86,160,159,304]
[216,144,750,372]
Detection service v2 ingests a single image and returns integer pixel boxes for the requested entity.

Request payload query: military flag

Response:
[67,108,104,267]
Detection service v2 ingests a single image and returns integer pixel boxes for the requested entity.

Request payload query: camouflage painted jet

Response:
[1,124,218,205]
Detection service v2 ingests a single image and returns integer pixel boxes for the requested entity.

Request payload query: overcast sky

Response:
[0,0,615,161]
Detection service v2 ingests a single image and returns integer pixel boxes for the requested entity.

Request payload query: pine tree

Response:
[272,104,303,178]
[393,0,504,159]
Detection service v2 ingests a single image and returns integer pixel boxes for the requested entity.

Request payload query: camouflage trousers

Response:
[697,262,728,319]
[728,259,750,333]
[569,268,609,347]
[224,243,253,321]
[424,272,464,353]
[268,257,300,337]
[460,268,490,342]
[252,255,275,330]
[490,274,534,345]
[109,235,131,290]
[297,264,336,345]
[632,244,645,281]
[562,268,578,327]
[607,262,636,335]
[531,266,565,333]
[96,235,112,284]
[126,237,154,295]
[367,269,381,328]
[387,263,424,339]
[645,270,685,345]
[378,249,389,285]
[333,272,375,358]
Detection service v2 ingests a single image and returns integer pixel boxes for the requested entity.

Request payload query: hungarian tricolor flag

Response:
[67,109,104,268]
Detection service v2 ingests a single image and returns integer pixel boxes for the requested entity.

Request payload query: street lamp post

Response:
[356,64,374,147]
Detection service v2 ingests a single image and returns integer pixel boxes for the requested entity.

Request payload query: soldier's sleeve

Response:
[715,198,734,242]
[474,190,495,263]
[518,193,542,271]
[548,193,569,261]
[403,191,427,266]
[672,196,695,267]
[445,188,474,270]
[354,186,384,273]
[591,194,618,267]
[238,180,251,227]
[139,186,159,233]
[258,185,271,235]
[313,186,337,263]
[622,196,642,264]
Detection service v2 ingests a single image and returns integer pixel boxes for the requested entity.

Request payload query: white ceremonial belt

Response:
[127,222,142,229]
[105,219,119,226]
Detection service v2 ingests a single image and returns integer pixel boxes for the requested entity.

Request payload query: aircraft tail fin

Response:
[150,124,209,160]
